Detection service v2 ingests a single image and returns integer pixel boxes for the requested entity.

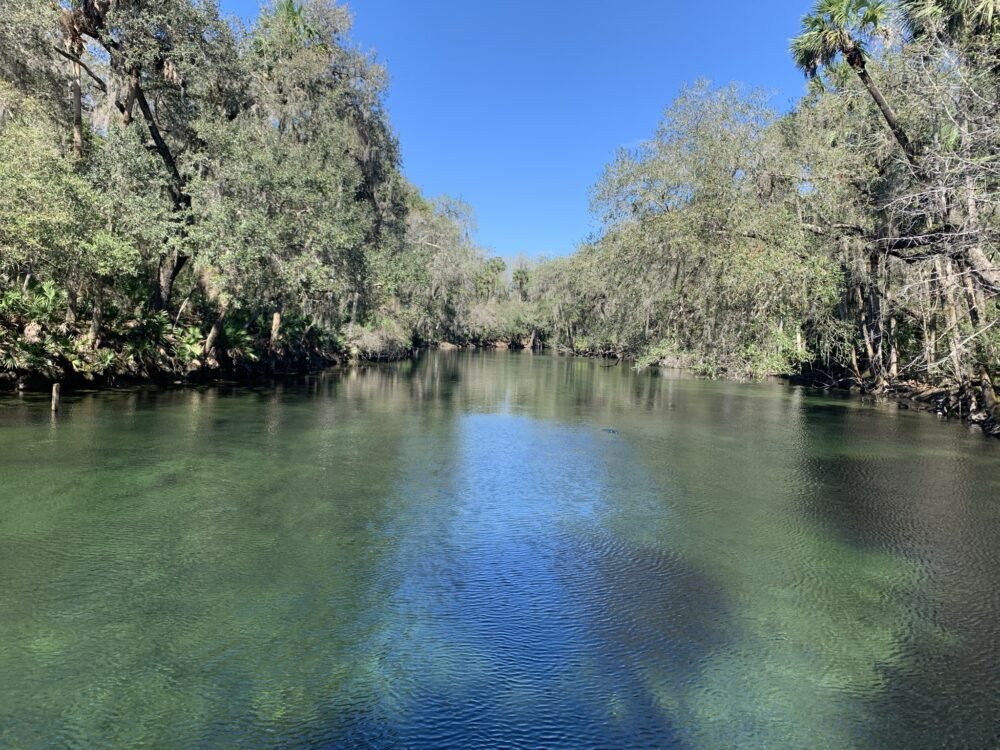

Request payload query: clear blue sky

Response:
[221,0,813,257]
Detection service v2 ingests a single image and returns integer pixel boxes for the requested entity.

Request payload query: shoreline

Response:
[3,345,998,438]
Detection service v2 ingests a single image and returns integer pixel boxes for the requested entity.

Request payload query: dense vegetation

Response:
[518,0,999,427]
[1,0,998,428]
[0,0,520,384]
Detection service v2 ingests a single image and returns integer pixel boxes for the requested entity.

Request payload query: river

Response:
[1,351,999,749]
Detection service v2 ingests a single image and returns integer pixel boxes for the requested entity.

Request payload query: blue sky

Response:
[221,0,813,258]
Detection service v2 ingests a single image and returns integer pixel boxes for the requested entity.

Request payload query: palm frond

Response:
[900,0,999,37]
[791,0,892,76]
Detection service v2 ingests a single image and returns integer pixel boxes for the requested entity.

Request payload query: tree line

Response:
[1,0,999,428]
[0,0,521,383]
[514,0,998,424]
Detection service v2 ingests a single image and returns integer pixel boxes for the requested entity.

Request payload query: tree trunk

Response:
[850,345,863,383]
[868,253,887,386]
[154,251,188,310]
[89,300,101,350]
[270,310,282,352]
[203,308,227,360]
[961,263,982,328]
[69,43,83,159]
[965,246,1000,296]
[962,165,1000,295]
[848,52,917,165]
[925,324,937,379]
[65,287,78,325]
[122,66,139,126]
[935,257,967,384]
[923,270,939,380]
[855,284,880,383]
[889,316,899,381]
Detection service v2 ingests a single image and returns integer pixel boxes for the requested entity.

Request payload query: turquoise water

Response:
[1,352,999,749]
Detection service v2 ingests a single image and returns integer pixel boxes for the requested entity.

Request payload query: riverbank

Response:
[5,342,998,439]
[885,381,1000,437]
[0,338,534,393]
[782,364,1000,438]
[642,355,1000,439]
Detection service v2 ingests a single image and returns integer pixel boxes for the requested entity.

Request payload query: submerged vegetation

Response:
[0,0,998,429]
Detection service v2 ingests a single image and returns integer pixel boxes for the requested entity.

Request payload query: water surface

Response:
[2,352,999,748]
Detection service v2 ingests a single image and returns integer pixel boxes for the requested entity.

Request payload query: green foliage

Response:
[0,88,141,282]
[175,326,206,364]
[791,0,890,77]
[0,0,997,396]
[900,0,999,38]
[0,0,441,379]
[543,82,843,375]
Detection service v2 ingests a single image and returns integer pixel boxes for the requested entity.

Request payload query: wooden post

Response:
[51,383,61,412]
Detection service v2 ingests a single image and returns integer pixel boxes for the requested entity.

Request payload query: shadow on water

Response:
[796,408,1000,749]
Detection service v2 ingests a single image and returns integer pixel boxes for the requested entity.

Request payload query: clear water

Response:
[1,352,999,749]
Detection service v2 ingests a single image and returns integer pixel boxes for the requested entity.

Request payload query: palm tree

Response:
[270,0,320,45]
[791,0,918,164]
[899,0,998,38]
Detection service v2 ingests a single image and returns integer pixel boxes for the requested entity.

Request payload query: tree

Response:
[512,266,530,302]
[792,0,918,164]
[900,0,999,38]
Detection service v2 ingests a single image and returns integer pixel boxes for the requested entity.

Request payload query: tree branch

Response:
[134,84,190,209]
[51,44,126,114]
